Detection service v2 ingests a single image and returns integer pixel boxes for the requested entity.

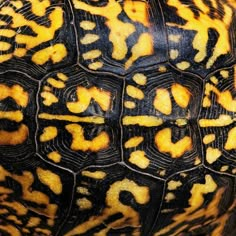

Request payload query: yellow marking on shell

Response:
[203,134,216,144]
[47,219,54,226]
[126,85,144,100]
[125,32,153,69]
[224,127,236,150]
[167,180,182,190]
[124,100,136,109]
[14,48,27,58]
[39,113,105,124]
[0,124,29,145]
[26,217,41,227]
[66,124,109,152]
[32,44,67,65]
[194,157,201,165]
[0,186,13,194]
[41,91,58,106]
[47,151,62,163]
[81,170,106,179]
[47,77,65,89]
[171,83,191,108]
[57,73,68,81]
[0,29,16,37]
[155,175,218,236]
[170,49,179,59]
[155,128,192,158]
[1,201,27,216]
[206,147,221,164]
[0,42,11,51]
[40,126,58,142]
[158,66,167,72]
[168,34,181,42]
[73,0,153,69]
[10,1,23,9]
[82,49,101,60]
[123,116,163,127]
[76,198,92,210]
[129,150,150,169]
[133,73,147,85]
[175,118,188,127]
[0,84,28,107]
[220,165,229,172]
[35,228,51,235]
[232,168,236,174]
[124,136,144,148]
[88,61,103,70]
[199,115,233,127]
[0,225,21,236]
[37,168,62,195]
[80,21,96,30]
[220,70,229,79]
[27,0,50,16]
[202,96,211,107]
[7,215,22,225]
[0,110,23,122]
[210,76,218,84]
[165,192,176,202]
[176,61,190,70]
[80,34,99,44]
[77,187,90,195]
[0,20,7,26]
[43,86,51,91]
[67,86,111,113]
[159,170,166,177]
[154,88,172,115]
[65,178,149,236]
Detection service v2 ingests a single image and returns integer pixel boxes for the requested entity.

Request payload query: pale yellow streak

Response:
[224,127,236,150]
[199,115,233,127]
[154,88,172,115]
[129,150,150,169]
[0,110,23,122]
[123,116,163,127]
[125,136,144,148]
[206,147,221,164]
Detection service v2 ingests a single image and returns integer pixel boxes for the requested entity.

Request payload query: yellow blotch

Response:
[37,168,62,195]
[0,225,21,236]
[232,168,236,174]
[154,88,172,115]
[170,49,179,59]
[76,198,92,210]
[124,136,144,148]
[129,150,150,169]
[77,187,90,195]
[168,34,181,42]
[57,73,68,81]
[88,61,103,70]
[220,165,229,172]
[0,186,13,194]
[0,124,29,145]
[210,76,218,84]
[10,1,23,9]
[126,85,144,100]
[203,134,216,144]
[155,128,192,158]
[81,170,106,179]
[80,21,96,30]
[175,118,188,127]
[0,84,29,107]
[32,44,67,65]
[14,48,27,58]
[159,170,166,177]
[202,96,211,107]
[40,126,58,142]
[82,49,101,60]
[0,42,11,51]
[132,73,147,85]
[7,215,22,225]
[1,201,27,216]
[26,217,41,227]
[67,86,111,113]
[0,29,15,37]
[199,115,233,127]
[206,147,221,164]
[47,77,65,89]
[171,83,191,108]
[47,151,62,163]
[165,192,176,202]
[125,33,153,69]
[0,110,23,122]
[167,180,182,190]
[123,116,163,127]
[41,91,58,106]
[124,101,136,109]
[224,127,236,150]
[158,66,167,72]
[35,228,51,235]
[176,61,190,70]
[66,124,109,152]
[80,34,99,44]
[27,0,50,16]
[39,113,105,124]
[220,70,229,79]
[194,156,201,165]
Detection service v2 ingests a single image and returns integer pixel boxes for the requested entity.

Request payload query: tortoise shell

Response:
[0,0,235,235]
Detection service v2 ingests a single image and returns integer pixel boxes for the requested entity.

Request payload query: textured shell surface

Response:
[0,0,235,235]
